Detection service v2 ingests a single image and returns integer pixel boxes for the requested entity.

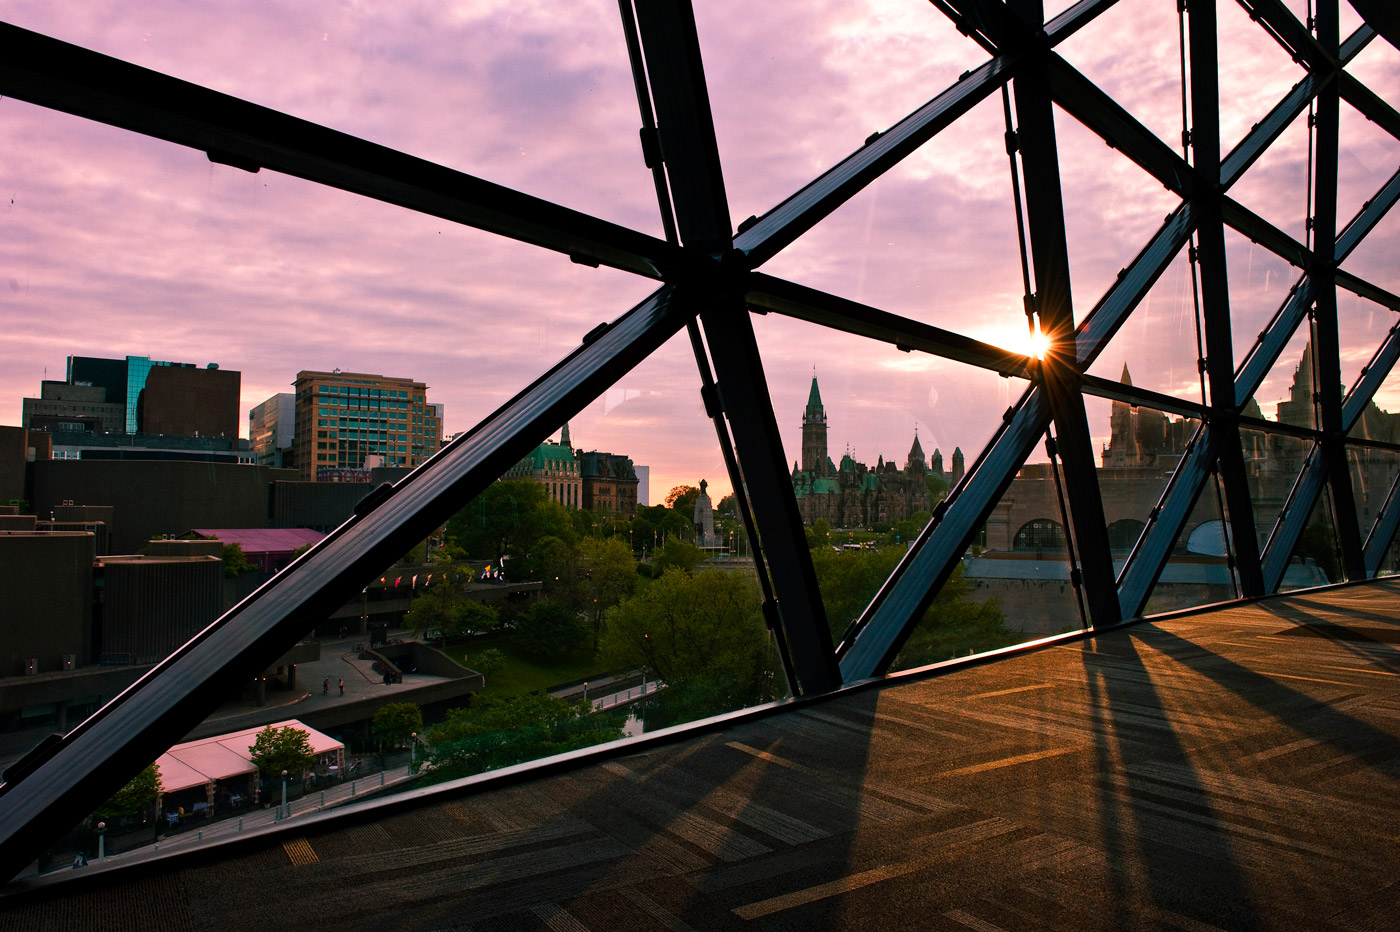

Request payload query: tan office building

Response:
[293,371,442,481]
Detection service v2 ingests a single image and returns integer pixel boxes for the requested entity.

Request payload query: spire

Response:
[1120,363,1132,386]
[906,427,926,473]
[801,371,829,474]
[560,421,572,448]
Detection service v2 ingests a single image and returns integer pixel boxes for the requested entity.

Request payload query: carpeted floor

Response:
[5,580,1400,931]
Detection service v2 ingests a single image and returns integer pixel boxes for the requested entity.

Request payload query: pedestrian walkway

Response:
[589,680,660,711]
[81,763,420,866]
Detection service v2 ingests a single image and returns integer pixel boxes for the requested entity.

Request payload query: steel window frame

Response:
[0,0,1397,878]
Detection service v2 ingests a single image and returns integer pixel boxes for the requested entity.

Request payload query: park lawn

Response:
[450,631,605,699]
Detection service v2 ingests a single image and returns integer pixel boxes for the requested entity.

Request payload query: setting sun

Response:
[978,322,1054,361]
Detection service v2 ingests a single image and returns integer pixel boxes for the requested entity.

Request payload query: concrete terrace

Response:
[4,580,1400,930]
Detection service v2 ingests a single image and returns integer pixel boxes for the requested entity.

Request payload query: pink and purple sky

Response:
[2,1,1397,502]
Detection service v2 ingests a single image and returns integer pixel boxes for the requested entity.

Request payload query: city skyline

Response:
[2,1,1397,502]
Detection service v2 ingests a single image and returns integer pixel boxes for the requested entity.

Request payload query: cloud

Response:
[2,0,1396,499]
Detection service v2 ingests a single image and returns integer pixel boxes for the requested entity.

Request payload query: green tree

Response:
[95,763,162,821]
[527,533,574,590]
[924,472,949,503]
[248,725,317,778]
[893,564,1014,668]
[455,599,500,637]
[465,648,507,678]
[665,484,701,516]
[658,509,694,541]
[512,600,590,661]
[806,518,833,551]
[221,542,255,578]
[810,544,905,640]
[421,693,625,784]
[635,503,670,526]
[574,537,636,645]
[407,562,486,637]
[371,702,423,748]
[601,568,777,720]
[1293,521,1341,583]
[533,499,577,547]
[629,514,656,555]
[716,493,737,517]
[652,536,705,575]
[887,511,931,545]
[447,479,550,562]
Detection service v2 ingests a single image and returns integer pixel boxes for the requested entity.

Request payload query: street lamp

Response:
[280,769,288,821]
[410,732,417,767]
[97,822,106,861]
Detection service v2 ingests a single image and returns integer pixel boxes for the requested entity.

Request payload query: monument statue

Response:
[692,479,722,549]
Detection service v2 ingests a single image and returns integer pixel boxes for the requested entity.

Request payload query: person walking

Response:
[338,678,345,696]
[322,677,330,696]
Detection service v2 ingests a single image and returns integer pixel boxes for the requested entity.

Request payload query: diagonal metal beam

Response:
[1222,74,1324,188]
[0,285,696,882]
[745,273,1035,378]
[1343,320,1400,430]
[734,0,1119,270]
[1235,274,1319,408]
[1336,167,1400,263]
[0,22,679,280]
[1074,202,1199,365]
[1117,424,1218,617]
[1081,375,1207,420]
[1340,22,1377,63]
[839,389,1050,678]
[1047,52,1195,195]
[631,0,839,694]
[633,0,732,256]
[1364,469,1400,575]
[1222,198,1312,268]
[1043,0,1121,44]
[934,0,1017,50]
[1237,0,1333,72]
[731,53,1017,267]
[1336,270,1400,309]
[1340,72,1400,142]
[1261,442,1329,590]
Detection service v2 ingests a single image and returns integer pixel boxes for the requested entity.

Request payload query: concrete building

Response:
[187,528,325,574]
[30,460,293,555]
[94,554,224,665]
[138,364,240,438]
[61,354,240,437]
[0,426,51,504]
[21,381,124,434]
[249,393,296,469]
[293,370,442,481]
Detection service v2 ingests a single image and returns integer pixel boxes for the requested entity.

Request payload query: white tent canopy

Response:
[155,719,344,795]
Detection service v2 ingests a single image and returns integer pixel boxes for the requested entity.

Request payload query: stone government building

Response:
[794,350,1400,555]
[794,353,1400,636]
[791,376,956,529]
[504,423,640,516]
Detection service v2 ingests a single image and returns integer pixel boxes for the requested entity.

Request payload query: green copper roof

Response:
[527,441,575,469]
